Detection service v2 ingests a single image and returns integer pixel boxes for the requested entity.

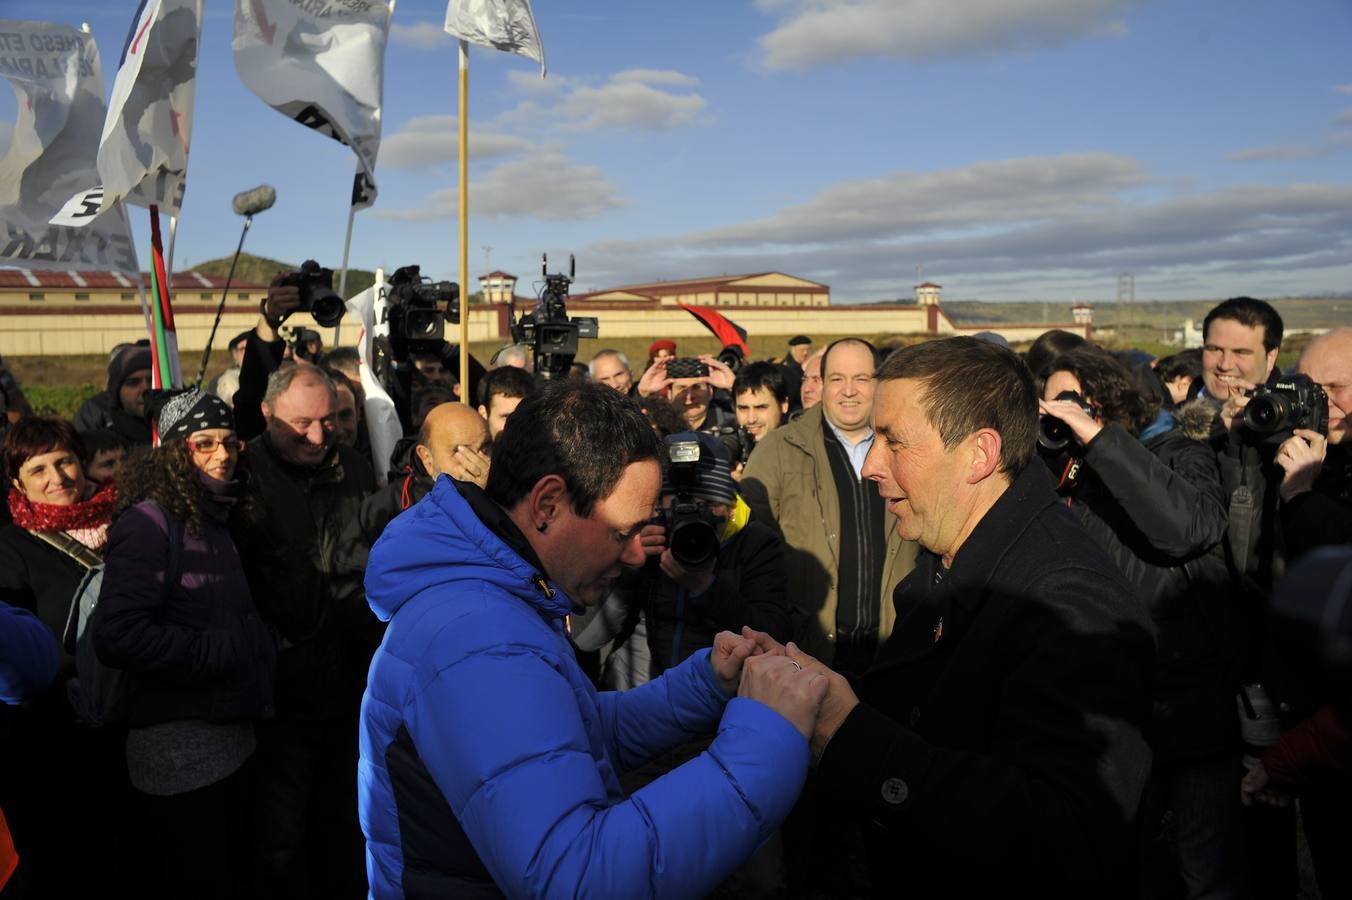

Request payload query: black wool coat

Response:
[815,462,1154,900]
[1068,423,1238,761]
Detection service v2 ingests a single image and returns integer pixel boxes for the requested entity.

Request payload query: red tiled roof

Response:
[479,270,517,280]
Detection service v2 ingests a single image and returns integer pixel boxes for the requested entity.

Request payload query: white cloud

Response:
[1335,109,1352,127]
[1227,143,1324,162]
[373,148,624,221]
[573,154,1352,301]
[381,115,529,169]
[756,0,1144,70]
[500,69,708,133]
[389,21,448,50]
[1336,85,1352,95]
[610,69,700,87]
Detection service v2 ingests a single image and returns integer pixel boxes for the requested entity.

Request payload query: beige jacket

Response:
[740,404,917,665]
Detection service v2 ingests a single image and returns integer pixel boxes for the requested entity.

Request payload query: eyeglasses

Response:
[187,436,243,454]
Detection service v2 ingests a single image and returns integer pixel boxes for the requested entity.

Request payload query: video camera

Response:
[657,439,724,569]
[1242,374,1329,443]
[281,260,345,328]
[385,265,459,354]
[510,254,598,380]
[1037,390,1096,453]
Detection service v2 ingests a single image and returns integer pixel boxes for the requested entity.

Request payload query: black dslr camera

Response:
[282,260,345,328]
[1242,374,1329,443]
[713,423,754,467]
[657,439,723,568]
[1038,390,1096,453]
[510,254,599,380]
[385,265,458,353]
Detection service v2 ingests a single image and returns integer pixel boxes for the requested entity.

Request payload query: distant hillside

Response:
[928,297,1352,333]
[193,252,377,299]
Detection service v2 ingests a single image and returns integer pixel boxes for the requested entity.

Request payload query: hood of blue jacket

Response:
[365,477,572,626]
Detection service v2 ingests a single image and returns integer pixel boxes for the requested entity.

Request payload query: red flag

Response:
[679,305,750,358]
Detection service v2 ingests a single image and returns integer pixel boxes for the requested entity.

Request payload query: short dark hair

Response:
[478,364,535,409]
[80,429,131,457]
[1155,348,1203,384]
[732,361,788,405]
[820,338,881,379]
[1203,297,1283,353]
[5,416,87,480]
[877,337,1037,475]
[1025,329,1086,379]
[1047,345,1157,437]
[486,381,661,518]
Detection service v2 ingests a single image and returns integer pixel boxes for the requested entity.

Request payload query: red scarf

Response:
[8,480,118,534]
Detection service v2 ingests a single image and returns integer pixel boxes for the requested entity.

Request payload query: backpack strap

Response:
[30,529,102,570]
[156,506,185,603]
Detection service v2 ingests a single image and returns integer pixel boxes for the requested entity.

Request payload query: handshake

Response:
[710,627,861,757]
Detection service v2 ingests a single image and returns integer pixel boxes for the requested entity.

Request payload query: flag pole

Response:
[334,164,359,348]
[458,38,470,404]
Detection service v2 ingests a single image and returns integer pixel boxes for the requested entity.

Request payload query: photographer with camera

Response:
[636,354,738,433]
[580,432,791,692]
[1274,327,1352,557]
[1037,345,1240,898]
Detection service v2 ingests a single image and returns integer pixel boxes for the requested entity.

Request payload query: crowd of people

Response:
[1,282,1349,899]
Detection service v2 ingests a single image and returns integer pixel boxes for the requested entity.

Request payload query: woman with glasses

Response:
[93,388,276,900]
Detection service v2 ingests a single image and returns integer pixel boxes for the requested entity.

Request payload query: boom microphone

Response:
[232,184,276,217]
[196,184,277,387]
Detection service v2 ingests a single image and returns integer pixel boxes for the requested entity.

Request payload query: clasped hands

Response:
[710,626,860,758]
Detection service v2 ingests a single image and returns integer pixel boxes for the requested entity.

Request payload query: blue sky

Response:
[4,0,1352,303]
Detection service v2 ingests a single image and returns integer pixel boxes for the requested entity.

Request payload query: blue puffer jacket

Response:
[358,478,810,900]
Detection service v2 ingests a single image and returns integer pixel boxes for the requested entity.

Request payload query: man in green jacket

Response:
[740,338,917,676]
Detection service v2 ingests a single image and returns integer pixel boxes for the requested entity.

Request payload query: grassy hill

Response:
[192,252,378,298]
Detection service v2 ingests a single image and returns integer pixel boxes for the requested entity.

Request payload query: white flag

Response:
[0,21,139,273]
[444,0,546,75]
[53,0,202,225]
[345,274,401,485]
[233,0,392,211]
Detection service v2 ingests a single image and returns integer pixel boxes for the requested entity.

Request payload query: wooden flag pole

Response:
[458,39,470,403]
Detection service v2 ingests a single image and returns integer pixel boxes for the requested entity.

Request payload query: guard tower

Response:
[478,270,517,304]
[915,281,942,306]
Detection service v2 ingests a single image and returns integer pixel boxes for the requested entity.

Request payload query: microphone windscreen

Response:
[232,185,277,217]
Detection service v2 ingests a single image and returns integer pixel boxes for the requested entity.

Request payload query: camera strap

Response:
[1228,484,1256,578]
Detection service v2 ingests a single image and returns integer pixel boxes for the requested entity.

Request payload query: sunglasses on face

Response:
[187,436,244,454]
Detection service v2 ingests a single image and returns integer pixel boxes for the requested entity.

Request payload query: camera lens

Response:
[310,293,345,328]
[1242,396,1287,434]
[1037,416,1072,452]
[669,519,719,568]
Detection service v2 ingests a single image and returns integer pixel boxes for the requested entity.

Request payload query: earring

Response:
[536,521,549,533]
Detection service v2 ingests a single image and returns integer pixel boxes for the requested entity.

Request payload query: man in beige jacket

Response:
[741,338,917,675]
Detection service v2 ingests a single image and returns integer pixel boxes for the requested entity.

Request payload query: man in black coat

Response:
[230,363,376,899]
[72,343,153,446]
[788,337,1154,899]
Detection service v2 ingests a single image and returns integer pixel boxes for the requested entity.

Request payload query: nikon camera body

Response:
[1242,374,1328,444]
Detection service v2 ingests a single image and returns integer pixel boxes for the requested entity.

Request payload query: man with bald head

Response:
[1276,326,1352,555]
[359,401,493,547]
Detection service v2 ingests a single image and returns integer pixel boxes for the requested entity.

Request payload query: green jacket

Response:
[740,404,917,665]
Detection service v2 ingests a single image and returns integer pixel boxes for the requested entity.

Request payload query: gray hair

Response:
[263,362,337,410]
[588,349,630,378]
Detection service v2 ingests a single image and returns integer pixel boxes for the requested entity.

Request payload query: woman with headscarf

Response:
[93,388,276,900]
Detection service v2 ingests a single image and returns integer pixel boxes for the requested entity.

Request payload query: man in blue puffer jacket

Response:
[359,381,825,899]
